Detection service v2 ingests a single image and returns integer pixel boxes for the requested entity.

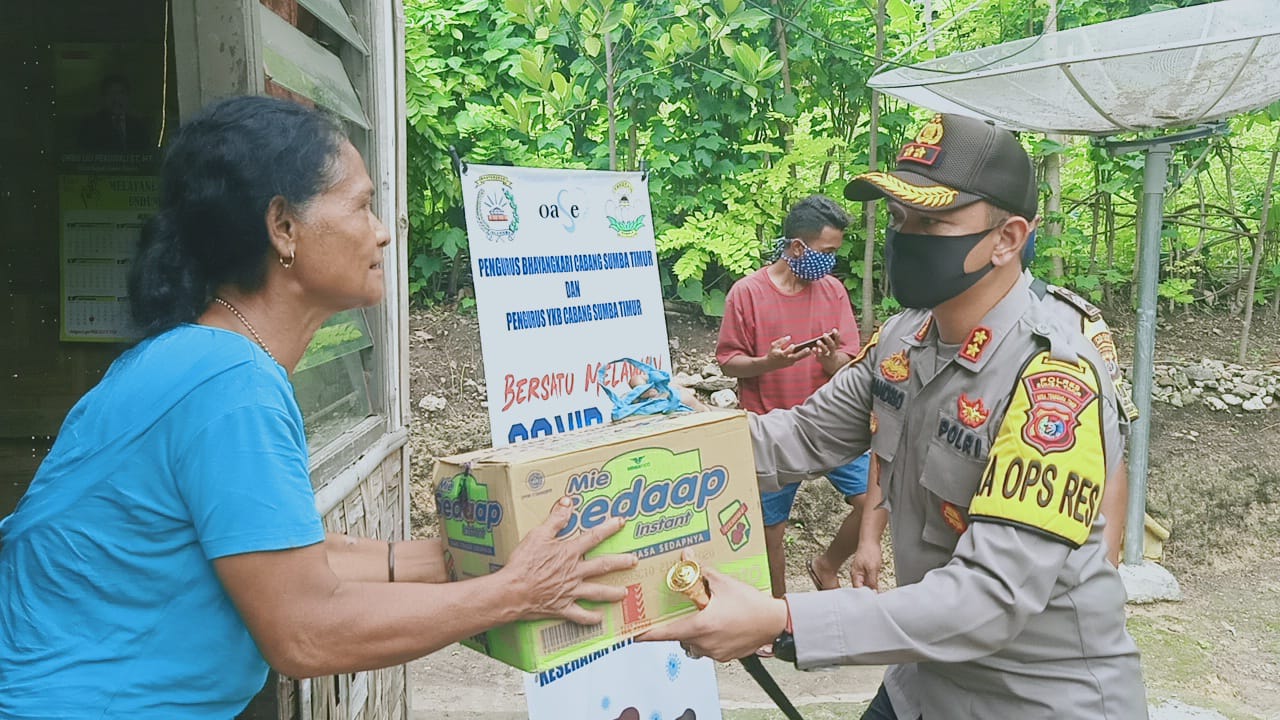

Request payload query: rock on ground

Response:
[1120,561,1183,604]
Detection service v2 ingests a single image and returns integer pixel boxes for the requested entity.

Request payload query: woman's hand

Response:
[503,497,638,625]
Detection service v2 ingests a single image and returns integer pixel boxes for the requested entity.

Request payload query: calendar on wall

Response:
[58,174,157,342]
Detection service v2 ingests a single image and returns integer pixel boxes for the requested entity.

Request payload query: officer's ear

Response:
[991,214,1032,268]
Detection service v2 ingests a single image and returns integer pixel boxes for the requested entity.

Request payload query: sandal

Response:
[807,558,840,591]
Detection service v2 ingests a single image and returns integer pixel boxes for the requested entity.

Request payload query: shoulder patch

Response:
[914,316,933,342]
[850,327,880,367]
[968,351,1107,548]
[1083,317,1140,422]
[1048,284,1102,322]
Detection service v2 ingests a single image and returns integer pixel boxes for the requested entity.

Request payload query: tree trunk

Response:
[861,0,887,338]
[924,0,935,50]
[628,116,638,172]
[1239,125,1280,362]
[772,0,794,154]
[1044,0,1065,280]
[605,32,617,171]
[1089,164,1099,275]
[1104,188,1116,305]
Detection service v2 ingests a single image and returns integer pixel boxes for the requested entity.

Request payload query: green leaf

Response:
[722,0,742,14]
[1031,137,1070,157]
[584,35,603,57]
[677,279,705,303]
[701,288,727,317]
[503,0,529,22]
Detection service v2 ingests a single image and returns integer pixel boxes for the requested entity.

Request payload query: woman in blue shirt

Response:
[0,96,635,718]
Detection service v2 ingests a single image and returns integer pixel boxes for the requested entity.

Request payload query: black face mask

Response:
[885,225,999,309]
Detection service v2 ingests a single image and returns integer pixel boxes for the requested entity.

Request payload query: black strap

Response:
[739,655,806,720]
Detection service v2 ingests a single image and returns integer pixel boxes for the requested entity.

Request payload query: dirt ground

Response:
[406,304,1280,719]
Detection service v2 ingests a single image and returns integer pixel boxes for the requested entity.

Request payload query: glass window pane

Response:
[297,0,369,55]
[293,308,381,452]
[258,4,370,128]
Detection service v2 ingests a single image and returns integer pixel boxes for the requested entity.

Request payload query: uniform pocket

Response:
[870,408,904,464]
[919,425,989,550]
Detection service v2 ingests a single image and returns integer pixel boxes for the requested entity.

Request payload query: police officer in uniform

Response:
[643,114,1147,719]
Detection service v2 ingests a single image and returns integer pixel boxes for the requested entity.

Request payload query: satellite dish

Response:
[869,0,1280,135]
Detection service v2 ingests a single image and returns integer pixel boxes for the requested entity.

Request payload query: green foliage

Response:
[403,0,1280,320]
[655,125,860,306]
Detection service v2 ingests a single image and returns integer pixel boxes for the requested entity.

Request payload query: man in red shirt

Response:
[716,195,870,607]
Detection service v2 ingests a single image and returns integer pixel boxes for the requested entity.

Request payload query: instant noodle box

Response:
[432,410,769,672]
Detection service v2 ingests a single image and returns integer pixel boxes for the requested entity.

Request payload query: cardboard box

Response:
[432,410,769,672]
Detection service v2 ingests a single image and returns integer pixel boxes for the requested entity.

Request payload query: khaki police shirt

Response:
[750,272,1147,719]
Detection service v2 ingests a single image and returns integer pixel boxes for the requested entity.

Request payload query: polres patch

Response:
[1021,369,1097,454]
[968,351,1107,548]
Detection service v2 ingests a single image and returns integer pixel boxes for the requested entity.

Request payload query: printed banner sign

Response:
[461,164,718,717]
[461,164,673,448]
[524,639,722,720]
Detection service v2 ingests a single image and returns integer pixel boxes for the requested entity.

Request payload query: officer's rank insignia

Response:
[898,113,945,167]
[1022,366,1098,454]
[957,394,990,428]
[880,350,911,383]
[869,412,879,435]
[959,325,992,363]
[941,502,968,534]
[913,316,933,342]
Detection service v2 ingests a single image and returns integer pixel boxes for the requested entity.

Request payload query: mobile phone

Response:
[792,333,829,351]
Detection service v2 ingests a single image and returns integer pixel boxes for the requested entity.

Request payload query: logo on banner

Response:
[474,173,520,242]
[606,180,647,238]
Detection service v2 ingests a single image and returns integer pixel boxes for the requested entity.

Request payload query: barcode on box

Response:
[539,620,604,653]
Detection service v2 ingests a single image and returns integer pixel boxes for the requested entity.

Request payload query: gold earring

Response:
[279,249,295,269]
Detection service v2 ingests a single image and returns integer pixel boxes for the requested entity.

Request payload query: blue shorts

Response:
[761,452,870,526]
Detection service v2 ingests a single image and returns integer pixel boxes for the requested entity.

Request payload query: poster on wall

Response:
[53,42,164,342]
[524,640,722,720]
[57,175,156,342]
[460,164,674,448]
[54,42,164,164]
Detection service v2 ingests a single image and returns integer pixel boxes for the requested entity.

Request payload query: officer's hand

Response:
[849,545,881,591]
[763,335,813,371]
[637,551,788,663]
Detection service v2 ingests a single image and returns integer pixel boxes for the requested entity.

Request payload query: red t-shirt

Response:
[716,267,860,414]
